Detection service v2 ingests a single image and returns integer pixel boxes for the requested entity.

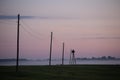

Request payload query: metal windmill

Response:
[69,49,76,65]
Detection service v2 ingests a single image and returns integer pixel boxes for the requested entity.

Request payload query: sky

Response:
[0,0,120,59]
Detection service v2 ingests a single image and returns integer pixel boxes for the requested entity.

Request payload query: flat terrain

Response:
[0,65,120,80]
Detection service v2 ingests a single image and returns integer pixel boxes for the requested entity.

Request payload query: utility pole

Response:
[49,32,53,66]
[16,14,20,72]
[62,42,65,65]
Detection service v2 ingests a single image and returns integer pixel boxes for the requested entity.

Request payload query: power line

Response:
[21,20,45,37]
[20,20,50,40]
[0,20,16,25]
[21,24,43,40]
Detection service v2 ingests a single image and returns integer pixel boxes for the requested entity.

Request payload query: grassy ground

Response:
[0,65,120,80]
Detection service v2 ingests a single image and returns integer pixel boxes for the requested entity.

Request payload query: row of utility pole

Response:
[49,32,65,66]
[16,14,66,72]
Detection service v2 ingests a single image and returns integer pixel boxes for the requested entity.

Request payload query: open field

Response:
[0,65,120,80]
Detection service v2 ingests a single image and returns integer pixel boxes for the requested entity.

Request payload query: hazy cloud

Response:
[78,36,120,39]
[0,15,35,19]
[0,15,120,20]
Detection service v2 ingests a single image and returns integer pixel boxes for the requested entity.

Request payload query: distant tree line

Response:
[0,58,28,62]
[0,56,120,62]
[76,56,120,60]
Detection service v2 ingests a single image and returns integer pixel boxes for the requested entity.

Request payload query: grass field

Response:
[0,65,120,80]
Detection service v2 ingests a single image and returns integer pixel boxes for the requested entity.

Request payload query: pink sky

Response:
[0,0,120,59]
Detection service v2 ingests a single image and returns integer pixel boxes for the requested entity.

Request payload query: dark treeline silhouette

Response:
[76,56,120,60]
[0,56,120,62]
[0,58,29,62]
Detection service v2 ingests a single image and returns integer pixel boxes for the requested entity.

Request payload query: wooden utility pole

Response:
[16,14,20,72]
[49,32,53,65]
[62,42,65,65]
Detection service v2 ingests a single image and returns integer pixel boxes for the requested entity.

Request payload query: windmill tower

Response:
[69,49,76,65]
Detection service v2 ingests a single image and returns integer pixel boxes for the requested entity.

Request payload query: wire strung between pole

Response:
[21,25,43,40]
